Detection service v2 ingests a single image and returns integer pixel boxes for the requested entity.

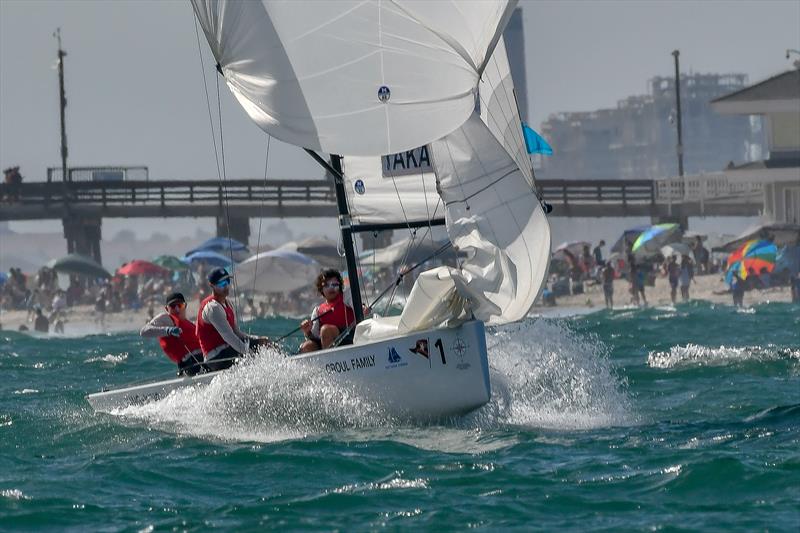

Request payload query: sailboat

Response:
[87,0,551,419]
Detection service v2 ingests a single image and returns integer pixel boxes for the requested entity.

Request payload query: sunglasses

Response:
[323,282,341,289]
[168,301,186,310]
[215,278,231,289]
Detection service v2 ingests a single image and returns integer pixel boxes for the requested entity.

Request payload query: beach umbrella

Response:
[235,249,319,294]
[724,240,777,285]
[187,237,250,263]
[660,242,692,259]
[632,223,681,256]
[47,254,111,279]
[359,237,447,268]
[553,241,590,259]
[152,255,189,271]
[0,272,7,286]
[295,237,341,267]
[116,260,169,276]
[182,250,234,268]
[610,226,649,254]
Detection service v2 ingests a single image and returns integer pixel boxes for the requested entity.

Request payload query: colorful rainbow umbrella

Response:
[632,223,681,255]
[724,239,777,285]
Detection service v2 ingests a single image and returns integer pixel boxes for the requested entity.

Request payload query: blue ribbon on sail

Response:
[522,123,553,155]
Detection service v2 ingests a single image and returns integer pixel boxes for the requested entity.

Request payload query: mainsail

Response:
[191,0,518,156]
[355,38,551,340]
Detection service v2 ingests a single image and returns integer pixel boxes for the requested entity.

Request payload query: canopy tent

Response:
[152,255,190,272]
[117,260,169,277]
[712,223,800,253]
[182,250,233,268]
[47,254,111,279]
[235,249,320,294]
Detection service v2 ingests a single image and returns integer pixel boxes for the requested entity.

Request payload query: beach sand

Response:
[550,273,792,310]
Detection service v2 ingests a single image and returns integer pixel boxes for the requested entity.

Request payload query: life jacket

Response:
[196,295,237,356]
[158,314,201,364]
[317,293,355,331]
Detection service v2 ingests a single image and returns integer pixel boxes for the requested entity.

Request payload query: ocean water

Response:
[1,301,798,531]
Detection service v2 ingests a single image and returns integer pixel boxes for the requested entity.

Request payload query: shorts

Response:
[177,351,206,377]
[204,346,243,372]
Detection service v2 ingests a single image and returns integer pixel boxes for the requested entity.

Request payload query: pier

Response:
[0,167,763,264]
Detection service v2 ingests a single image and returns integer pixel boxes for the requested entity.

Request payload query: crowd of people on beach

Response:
[543,234,800,309]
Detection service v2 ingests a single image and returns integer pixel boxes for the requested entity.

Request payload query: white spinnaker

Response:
[355,39,551,341]
[191,0,517,156]
[433,38,551,325]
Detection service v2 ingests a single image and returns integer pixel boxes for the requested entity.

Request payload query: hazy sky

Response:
[1,0,798,240]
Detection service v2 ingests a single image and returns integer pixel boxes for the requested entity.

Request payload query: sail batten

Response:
[191,0,518,156]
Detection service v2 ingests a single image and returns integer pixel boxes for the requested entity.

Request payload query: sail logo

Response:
[386,346,407,369]
[382,145,432,178]
[377,85,391,103]
[353,179,365,195]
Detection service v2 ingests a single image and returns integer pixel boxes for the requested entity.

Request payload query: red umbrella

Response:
[116,260,169,276]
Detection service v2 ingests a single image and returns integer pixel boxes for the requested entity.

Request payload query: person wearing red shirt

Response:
[139,292,204,376]
[196,268,270,371]
[299,269,369,353]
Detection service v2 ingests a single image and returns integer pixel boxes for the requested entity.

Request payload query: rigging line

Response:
[387,170,415,238]
[192,17,222,191]
[194,15,241,318]
[248,134,272,333]
[214,68,241,319]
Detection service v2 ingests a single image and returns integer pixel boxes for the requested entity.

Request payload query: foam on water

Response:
[472,319,633,430]
[648,343,800,369]
[114,318,632,443]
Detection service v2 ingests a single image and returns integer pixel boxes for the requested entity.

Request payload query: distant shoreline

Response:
[1,274,792,337]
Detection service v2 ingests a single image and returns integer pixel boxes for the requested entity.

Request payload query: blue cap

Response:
[208,267,231,285]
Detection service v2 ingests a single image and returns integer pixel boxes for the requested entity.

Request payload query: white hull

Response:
[86,320,490,419]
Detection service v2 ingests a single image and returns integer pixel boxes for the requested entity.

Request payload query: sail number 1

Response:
[434,338,446,364]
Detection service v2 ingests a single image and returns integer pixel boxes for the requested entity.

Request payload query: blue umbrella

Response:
[182,250,234,268]
[187,237,248,256]
[0,272,7,286]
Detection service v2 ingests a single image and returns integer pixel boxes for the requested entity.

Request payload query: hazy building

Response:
[539,73,762,180]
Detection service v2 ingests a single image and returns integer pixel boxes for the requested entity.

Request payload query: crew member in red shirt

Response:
[196,268,269,371]
[299,269,369,353]
[139,292,204,376]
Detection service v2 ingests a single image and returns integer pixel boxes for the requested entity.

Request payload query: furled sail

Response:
[342,148,441,226]
[191,0,517,156]
[355,38,550,342]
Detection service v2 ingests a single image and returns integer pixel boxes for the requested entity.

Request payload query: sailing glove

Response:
[167,327,182,337]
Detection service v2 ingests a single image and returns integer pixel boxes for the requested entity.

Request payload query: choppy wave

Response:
[648,344,800,369]
[113,318,632,443]
[85,353,128,365]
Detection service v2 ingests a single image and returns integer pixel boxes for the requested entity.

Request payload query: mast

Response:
[304,149,364,322]
[55,29,69,182]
